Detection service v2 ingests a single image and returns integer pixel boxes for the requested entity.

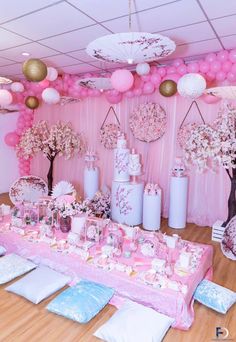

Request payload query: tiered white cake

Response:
[111,137,144,225]
[113,135,130,182]
[129,149,141,176]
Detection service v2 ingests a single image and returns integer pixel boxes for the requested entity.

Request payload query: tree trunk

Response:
[47,157,55,195]
[223,169,236,227]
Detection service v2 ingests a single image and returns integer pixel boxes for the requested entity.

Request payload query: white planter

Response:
[143,193,161,231]
[168,176,188,229]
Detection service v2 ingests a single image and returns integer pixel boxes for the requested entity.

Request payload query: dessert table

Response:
[0,217,213,330]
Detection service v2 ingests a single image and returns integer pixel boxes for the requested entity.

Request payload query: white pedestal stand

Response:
[84,167,99,200]
[168,176,188,229]
[143,193,161,231]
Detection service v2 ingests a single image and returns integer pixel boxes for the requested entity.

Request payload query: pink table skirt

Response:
[0,228,213,330]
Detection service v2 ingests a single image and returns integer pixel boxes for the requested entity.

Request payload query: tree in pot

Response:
[17,120,86,195]
[179,102,236,227]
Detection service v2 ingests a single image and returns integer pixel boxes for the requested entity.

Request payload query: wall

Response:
[31,93,230,227]
[0,112,19,193]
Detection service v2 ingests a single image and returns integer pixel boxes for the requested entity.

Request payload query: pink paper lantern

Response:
[4,132,20,147]
[0,89,13,106]
[111,69,134,92]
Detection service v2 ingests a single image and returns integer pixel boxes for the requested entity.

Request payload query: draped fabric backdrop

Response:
[31,93,229,227]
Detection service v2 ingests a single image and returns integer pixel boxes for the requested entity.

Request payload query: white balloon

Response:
[0,89,13,106]
[10,82,24,93]
[42,87,60,104]
[46,67,58,81]
[136,63,150,76]
[177,73,206,99]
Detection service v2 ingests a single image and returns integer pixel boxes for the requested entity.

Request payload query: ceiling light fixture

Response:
[86,0,175,65]
[21,52,30,56]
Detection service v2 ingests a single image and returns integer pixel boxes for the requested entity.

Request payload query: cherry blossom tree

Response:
[179,102,236,226]
[17,120,86,194]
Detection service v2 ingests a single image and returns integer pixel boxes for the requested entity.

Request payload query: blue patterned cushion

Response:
[47,279,114,323]
[194,280,236,314]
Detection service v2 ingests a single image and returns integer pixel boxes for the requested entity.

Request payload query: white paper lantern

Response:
[42,87,60,104]
[10,82,24,93]
[46,67,58,81]
[177,73,206,99]
[0,89,13,106]
[136,63,150,76]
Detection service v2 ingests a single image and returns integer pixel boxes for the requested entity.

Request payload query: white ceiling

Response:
[0,0,236,80]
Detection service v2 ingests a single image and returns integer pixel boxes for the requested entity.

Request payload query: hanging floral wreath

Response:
[177,122,198,148]
[129,103,167,142]
[100,123,121,149]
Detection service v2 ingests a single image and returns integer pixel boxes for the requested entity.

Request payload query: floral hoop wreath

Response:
[100,106,122,149]
[129,102,167,142]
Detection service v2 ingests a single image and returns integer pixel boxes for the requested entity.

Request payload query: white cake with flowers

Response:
[113,134,130,182]
[129,149,142,176]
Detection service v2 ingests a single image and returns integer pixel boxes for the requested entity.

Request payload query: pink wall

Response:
[0,112,20,193]
[31,93,229,226]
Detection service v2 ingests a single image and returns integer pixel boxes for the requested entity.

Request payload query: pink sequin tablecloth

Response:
[0,220,213,330]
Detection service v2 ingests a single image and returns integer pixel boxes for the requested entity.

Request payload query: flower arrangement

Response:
[129,102,167,142]
[51,200,78,219]
[100,123,121,149]
[90,190,111,218]
[144,183,161,196]
[17,120,86,194]
[76,199,93,216]
[179,102,236,225]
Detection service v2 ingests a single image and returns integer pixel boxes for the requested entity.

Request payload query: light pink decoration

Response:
[0,89,13,106]
[217,50,229,62]
[4,132,20,147]
[46,67,58,81]
[143,82,155,94]
[111,69,134,92]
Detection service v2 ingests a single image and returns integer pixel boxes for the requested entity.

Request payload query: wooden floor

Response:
[0,193,235,342]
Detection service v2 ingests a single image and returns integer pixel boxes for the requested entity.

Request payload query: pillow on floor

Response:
[0,253,36,284]
[47,279,114,323]
[94,300,174,342]
[5,266,70,304]
[194,279,236,314]
[0,246,6,257]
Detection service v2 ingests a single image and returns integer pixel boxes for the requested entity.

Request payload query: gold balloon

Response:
[25,96,39,109]
[159,80,177,97]
[22,58,47,82]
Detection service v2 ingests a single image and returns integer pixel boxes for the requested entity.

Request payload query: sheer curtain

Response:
[31,93,229,226]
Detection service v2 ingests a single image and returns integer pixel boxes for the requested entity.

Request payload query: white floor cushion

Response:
[0,253,36,284]
[6,266,71,304]
[94,300,174,342]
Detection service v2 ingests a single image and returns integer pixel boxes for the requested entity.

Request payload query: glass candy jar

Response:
[60,215,71,233]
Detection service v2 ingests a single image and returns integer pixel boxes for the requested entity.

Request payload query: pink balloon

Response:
[227,72,236,81]
[210,60,221,72]
[229,49,236,63]
[157,67,166,77]
[111,69,134,92]
[201,94,220,104]
[141,75,151,82]
[206,72,216,81]
[39,79,50,88]
[217,50,229,62]
[134,88,142,96]
[173,58,184,67]
[216,70,226,81]
[177,64,187,75]
[90,89,101,97]
[105,91,123,104]
[143,82,155,94]
[150,66,158,74]
[205,53,217,63]
[163,73,180,82]
[166,66,176,74]
[125,90,134,98]
[187,62,199,73]
[4,132,20,147]
[150,73,161,86]
[133,75,142,88]
[222,61,232,72]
